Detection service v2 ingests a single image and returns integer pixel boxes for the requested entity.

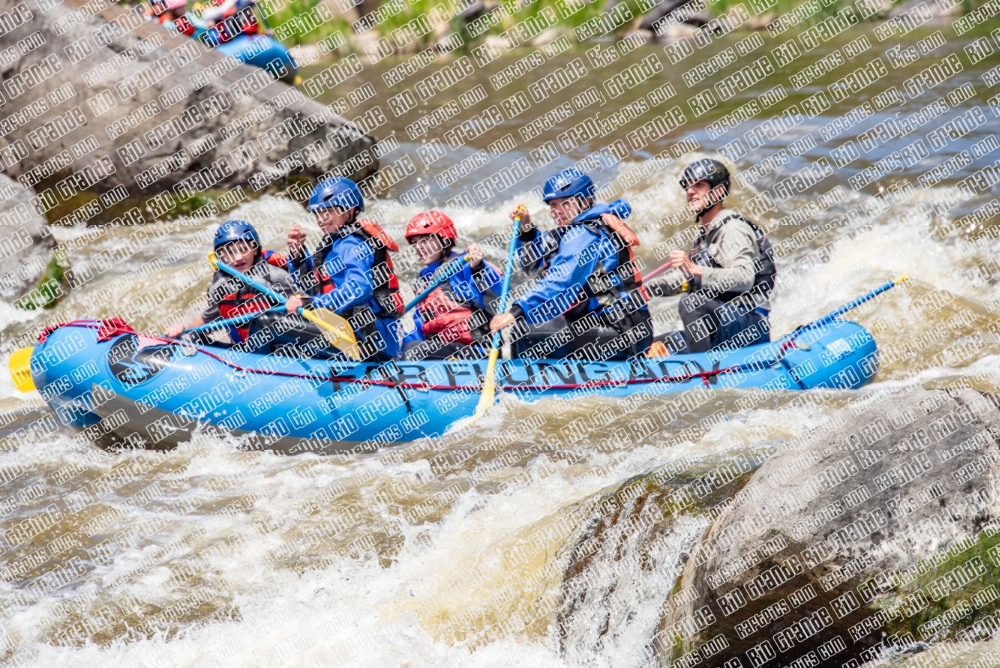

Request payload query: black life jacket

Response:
[690,211,777,306]
[564,214,650,322]
[311,219,404,319]
[518,227,562,274]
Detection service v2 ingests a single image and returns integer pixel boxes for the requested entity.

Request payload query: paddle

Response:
[180,305,285,336]
[465,215,521,425]
[780,275,909,344]
[8,346,34,392]
[643,260,673,282]
[405,254,471,313]
[209,252,361,361]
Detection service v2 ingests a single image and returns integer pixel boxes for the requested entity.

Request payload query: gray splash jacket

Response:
[649,208,771,311]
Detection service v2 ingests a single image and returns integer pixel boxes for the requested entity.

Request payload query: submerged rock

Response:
[659,387,1000,667]
[0,0,377,205]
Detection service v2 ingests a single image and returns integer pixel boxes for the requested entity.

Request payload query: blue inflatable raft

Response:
[18,317,878,455]
[214,34,298,83]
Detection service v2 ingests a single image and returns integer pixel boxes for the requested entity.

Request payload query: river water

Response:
[2,20,1000,667]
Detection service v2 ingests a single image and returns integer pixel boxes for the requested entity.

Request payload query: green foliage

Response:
[15,254,66,310]
[147,190,253,221]
[706,0,859,19]
[171,192,217,216]
[267,0,352,45]
[262,0,974,48]
[376,0,447,44]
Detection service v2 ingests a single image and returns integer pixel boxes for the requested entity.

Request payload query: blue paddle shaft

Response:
[491,216,522,349]
[777,277,905,349]
[215,257,290,307]
[183,306,284,334]
[804,278,903,331]
[212,256,324,320]
[405,256,470,312]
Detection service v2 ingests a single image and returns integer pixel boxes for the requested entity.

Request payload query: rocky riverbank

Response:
[0,0,378,222]
[0,0,384,309]
[284,0,975,60]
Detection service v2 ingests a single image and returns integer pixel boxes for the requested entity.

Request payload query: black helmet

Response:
[679,158,730,196]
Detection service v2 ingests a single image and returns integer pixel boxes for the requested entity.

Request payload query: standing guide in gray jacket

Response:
[647,159,777,354]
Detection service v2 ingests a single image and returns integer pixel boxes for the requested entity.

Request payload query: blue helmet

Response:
[214,220,260,250]
[308,177,364,213]
[542,169,596,203]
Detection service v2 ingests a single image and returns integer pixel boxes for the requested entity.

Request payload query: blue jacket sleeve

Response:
[310,237,375,314]
[511,227,604,325]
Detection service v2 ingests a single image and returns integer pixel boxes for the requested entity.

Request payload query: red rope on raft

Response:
[41,320,739,391]
[38,319,136,343]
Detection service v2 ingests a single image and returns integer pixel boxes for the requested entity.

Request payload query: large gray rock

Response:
[659,387,1000,667]
[0,0,377,205]
[0,175,56,302]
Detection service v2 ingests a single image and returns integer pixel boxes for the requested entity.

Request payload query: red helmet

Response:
[405,211,457,244]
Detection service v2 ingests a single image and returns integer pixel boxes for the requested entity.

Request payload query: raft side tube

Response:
[29,319,878,450]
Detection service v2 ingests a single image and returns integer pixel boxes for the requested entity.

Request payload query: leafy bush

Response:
[266,0,353,45]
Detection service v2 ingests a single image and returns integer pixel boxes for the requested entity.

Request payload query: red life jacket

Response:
[311,219,404,318]
[355,219,405,317]
[419,285,476,345]
[415,257,497,345]
[217,285,274,342]
[263,250,287,269]
[213,3,259,42]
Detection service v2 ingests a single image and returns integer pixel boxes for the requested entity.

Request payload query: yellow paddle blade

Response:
[452,349,501,431]
[301,308,361,361]
[8,347,35,392]
[471,348,501,422]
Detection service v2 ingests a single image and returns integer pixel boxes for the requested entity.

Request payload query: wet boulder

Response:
[0,0,377,206]
[659,387,1000,667]
[556,452,764,664]
[637,0,694,33]
[0,175,58,304]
